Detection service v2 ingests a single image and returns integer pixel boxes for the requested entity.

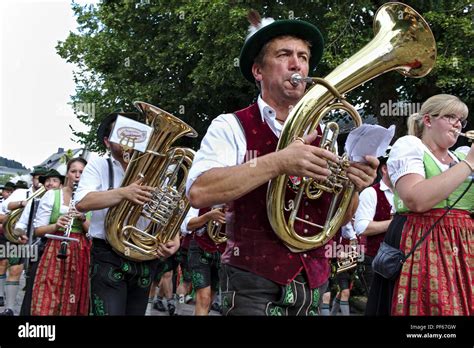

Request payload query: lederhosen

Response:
[89,158,160,315]
[188,207,226,292]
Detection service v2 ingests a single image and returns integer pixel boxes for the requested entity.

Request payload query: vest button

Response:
[303,229,308,233]
[304,214,309,219]
[304,202,309,207]
[303,253,307,258]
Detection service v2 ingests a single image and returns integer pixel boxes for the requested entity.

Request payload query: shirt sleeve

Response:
[1,189,27,213]
[341,222,357,240]
[14,201,32,231]
[387,135,425,186]
[75,157,105,204]
[354,187,377,235]
[186,113,246,197]
[34,190,55,228]
[180,207,199,234]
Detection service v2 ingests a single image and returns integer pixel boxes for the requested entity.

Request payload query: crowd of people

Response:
[0,10,471,317]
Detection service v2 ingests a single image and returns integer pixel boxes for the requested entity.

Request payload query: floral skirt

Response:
[392,209,473,315]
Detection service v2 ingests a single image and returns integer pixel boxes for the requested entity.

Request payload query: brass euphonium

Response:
[267,2,436,252]
[207,207,227,244]
[105,101,197,261]
[3,186,47,243]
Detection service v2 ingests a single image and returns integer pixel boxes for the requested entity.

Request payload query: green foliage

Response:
[0,174,14,186]
[0,156,27,170]
[58,0,472,150]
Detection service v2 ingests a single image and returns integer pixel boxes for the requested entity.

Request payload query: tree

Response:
[57,0,472,152]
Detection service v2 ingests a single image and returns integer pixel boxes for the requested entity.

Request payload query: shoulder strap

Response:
[232,113,245,138]
[107,157,114,190]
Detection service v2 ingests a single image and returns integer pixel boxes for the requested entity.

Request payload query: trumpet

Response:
[45,183,80,259]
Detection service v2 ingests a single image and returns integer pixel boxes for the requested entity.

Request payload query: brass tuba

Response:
[267,2,436,252]
[105,101,197,261]
[207,207,227,244]
[3,186,47,243]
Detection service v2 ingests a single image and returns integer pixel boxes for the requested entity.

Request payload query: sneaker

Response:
[0,308,13,316]
[153,298,166,312]
[185,294,193,304]
[167,302,177,316]
[0,296,4,307]
[210,302,221,313]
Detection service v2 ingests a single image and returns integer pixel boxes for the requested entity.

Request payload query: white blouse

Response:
[387,135,461,186]
[34,189,69,228]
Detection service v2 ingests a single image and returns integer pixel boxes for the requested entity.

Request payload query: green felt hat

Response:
[30,166,49,176]
[239,17,324,83]
[39,169,65,185]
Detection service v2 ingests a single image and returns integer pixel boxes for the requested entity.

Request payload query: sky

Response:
[0,0,97,169]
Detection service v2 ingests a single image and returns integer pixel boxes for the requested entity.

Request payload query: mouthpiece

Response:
[456,130,474,140]
[290,73,313,86]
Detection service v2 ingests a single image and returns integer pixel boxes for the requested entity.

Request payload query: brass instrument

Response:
[267,2,436,252]
[457,130,474,141]
[105,101,197,261]
[45,183,80,259]
[207,207,227,244]
[3,186,46,243]
[335,248,360,274]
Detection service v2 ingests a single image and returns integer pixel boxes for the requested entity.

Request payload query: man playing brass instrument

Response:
[75,112,180,315]
[187,13,378,315]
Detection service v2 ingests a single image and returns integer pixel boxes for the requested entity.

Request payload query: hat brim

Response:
[97,112,142,146]
[240,20,324,83]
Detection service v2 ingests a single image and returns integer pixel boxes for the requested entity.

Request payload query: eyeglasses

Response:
[435,114,468,129]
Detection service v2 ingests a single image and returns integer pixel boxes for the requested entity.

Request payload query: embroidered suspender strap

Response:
[107,157,114,190]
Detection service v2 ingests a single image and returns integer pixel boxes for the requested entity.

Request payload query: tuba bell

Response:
[3,186,47,243]
[267,2,436,252]
[105,101,197,261]
[207,206,227,244]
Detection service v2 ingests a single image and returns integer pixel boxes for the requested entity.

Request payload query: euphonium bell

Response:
[105,101,197,262]
[3,186,46,243]
[267,2,436,252]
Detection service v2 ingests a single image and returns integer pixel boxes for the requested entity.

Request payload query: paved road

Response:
[1,272,221,316]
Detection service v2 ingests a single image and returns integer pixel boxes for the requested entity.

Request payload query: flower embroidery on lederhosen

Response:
[92,294,106,316]
[307,288,320,316]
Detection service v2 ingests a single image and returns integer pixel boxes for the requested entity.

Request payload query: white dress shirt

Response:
[387,135,460,186]
[186,95,332,197]
[75,156,125,240]
[186,96,282,196]
[341,221,357,240]
[180,207,199,235]
[354,180,395,235]
[34,189,69,228]
[0,188,33,214]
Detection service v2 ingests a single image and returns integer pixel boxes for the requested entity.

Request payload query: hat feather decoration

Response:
[246,10,274,40]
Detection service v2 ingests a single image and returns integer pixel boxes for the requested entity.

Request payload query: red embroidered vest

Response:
[365,182,392,257]
[221,103,333,288]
